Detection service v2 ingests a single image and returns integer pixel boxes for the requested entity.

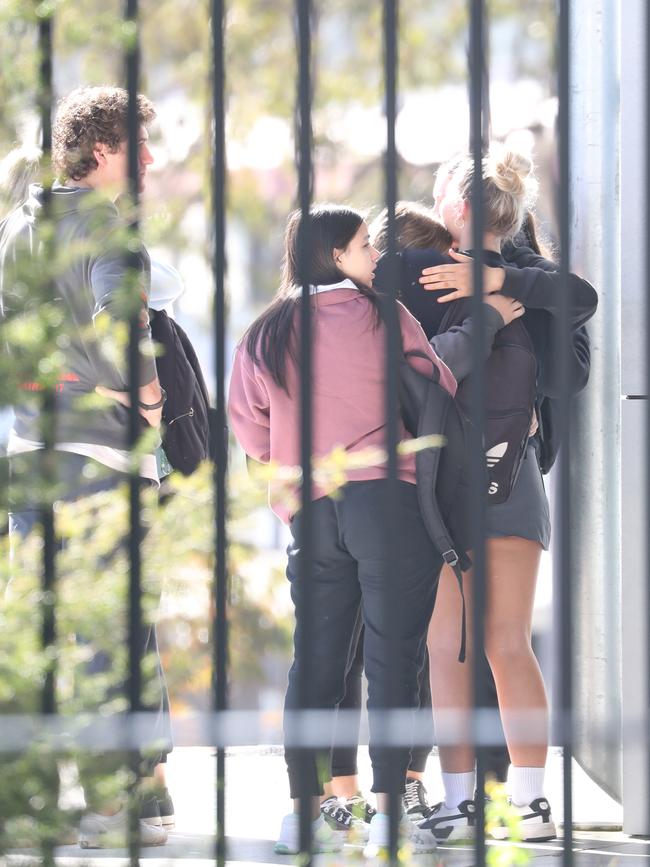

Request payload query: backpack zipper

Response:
[167,406,194,427]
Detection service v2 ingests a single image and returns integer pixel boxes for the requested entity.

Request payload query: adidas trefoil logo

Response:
[486,442,508,468]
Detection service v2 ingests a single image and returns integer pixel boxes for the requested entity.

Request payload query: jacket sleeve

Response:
[429,304,504,382]
[499,243,598,330]
[537,322,592,398]
[397,302,457,396]
[227,345,271,462]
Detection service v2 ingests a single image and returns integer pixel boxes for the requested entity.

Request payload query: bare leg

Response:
[427,537,548,773]
[326,775,361,799]
[483,537,548,768]
[427,564,475,773]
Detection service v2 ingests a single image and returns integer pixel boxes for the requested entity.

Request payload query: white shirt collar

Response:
[310,278,357,295]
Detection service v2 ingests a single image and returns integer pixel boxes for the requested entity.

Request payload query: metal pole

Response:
[210,0,228,864]
[125,2,143,862]
[296,0,314,859]
[568,0,621,805]
[468,1,487,863]
[382,0,401,857]
[36,6,57,865]
[555,0,573,861]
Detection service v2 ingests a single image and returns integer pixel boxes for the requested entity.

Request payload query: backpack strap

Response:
[414,375,468,663]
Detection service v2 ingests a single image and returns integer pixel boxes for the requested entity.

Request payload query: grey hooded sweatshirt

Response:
[0,183,158,450]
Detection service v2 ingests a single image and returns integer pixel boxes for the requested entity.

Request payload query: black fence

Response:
[0,1,624,865]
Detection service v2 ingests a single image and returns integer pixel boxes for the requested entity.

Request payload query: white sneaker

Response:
[78,808,167,849]
[274,813,346,854]
[363,812,437,857]
[490,797,556,842]
[419,799,476,842]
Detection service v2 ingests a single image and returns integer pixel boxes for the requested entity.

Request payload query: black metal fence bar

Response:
[556,0,573,862]
[210,0,228,864]
[645,0,650,849]
[296,0,314,859]
[37,8,57,867]
[124,1,144,863]
[37,0,56,728]
[381,0,402,856]
[468,0,487,863]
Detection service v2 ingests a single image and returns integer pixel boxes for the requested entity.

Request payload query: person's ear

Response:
[333,247,344,264]
[93,144,108,167]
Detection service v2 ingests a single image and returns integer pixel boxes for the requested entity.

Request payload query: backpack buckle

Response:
[442,549,459,567]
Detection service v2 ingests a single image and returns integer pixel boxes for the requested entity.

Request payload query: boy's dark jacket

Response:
[150,308,213,476]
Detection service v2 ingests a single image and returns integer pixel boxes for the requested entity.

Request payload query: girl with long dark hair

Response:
[228,204,455,855]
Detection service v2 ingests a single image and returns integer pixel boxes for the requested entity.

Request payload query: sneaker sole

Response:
[364,841,438,857]
[432,825,475,843]
[274,841,345,855]
[490,821,556,842]
[79,831,167,849]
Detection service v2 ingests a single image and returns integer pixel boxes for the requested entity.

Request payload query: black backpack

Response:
[149,309,213,476]
[399,346,477,662]
[437,300,537,505]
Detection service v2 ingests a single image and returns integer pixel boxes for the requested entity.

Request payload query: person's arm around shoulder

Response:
[227,344,272,463]
[429,296,523,383]
[397,302,457,396]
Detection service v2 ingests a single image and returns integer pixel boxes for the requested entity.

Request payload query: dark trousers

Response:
[331,625,434,777]
[283,480,442,797]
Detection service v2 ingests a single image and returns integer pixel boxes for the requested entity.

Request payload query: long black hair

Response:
[244,204,380,390]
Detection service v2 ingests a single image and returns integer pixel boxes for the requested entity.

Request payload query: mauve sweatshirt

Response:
[228,280,456,523]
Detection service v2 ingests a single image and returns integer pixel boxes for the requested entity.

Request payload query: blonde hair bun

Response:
[489,150,533,197]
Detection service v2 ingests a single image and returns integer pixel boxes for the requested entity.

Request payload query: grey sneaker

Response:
[79,807,167,849]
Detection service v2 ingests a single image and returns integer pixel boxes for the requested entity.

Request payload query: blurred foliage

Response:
[0,461,293,848]
[0,0,555,306]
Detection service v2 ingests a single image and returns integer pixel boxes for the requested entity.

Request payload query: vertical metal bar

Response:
[37,7,57,866]
[556,0,573,862]
[124,1,142,863]
[468,1,487,864]
[646,0,650,846]
[382,0,401,858]
[37,0,56,726]
[210,0,228,864]
[296,0,314,859]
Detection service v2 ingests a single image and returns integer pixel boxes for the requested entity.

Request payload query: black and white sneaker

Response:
[344,793,377,825]
[419,799,476,842]
[320,796,369,844]
[141,790,175,830]
[490,797,556,842]
[402,778,432,823]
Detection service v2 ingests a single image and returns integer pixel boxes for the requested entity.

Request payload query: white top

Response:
[149,259,185,313]
[311,278,358,295]
[7,430,159,484]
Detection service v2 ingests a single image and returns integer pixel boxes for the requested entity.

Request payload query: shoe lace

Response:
[403,779,427,812]
[321,799,351,828]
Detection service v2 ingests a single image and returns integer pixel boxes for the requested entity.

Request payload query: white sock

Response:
[507,765,546,806]
[441,771,476,807]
